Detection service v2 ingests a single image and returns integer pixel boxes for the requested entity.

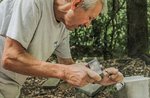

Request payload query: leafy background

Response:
[70,0,150,60]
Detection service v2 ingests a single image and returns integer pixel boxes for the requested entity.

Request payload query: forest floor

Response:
[20,57,150,98]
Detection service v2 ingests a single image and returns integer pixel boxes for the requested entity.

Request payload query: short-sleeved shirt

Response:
[0,0,72,85]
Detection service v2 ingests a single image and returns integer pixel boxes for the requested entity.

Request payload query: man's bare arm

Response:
[2,37,66,79]
[1,37,102,86]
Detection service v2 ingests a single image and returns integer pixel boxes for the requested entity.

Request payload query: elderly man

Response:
[0,0,123,98]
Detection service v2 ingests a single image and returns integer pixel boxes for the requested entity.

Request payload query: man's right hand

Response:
[63,63,102,87]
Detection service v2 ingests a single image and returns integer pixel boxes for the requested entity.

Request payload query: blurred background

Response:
[69,0,150,64]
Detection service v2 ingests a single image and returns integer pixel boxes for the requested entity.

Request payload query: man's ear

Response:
[71,0,83,10]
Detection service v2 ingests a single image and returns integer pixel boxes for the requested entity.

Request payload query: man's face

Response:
[63,2,103,30]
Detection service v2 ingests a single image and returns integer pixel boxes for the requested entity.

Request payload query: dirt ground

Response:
[20,57,150,98]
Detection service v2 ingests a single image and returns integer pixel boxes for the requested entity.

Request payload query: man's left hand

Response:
[96,67,124,86]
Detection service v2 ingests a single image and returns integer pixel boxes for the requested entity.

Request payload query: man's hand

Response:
[96,67,124,86]
[63,63,102,87]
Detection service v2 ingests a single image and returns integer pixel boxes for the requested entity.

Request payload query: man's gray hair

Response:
[81,0,108,14]
[67,0,108,14]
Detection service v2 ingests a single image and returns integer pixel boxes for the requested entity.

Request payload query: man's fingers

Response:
[114,72,124,82]
[104,69,124,83]
[86,68,102,82]
[104,68,119,75]
[109,74,118,81]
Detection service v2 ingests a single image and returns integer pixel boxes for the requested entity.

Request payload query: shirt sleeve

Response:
[6,0,41,49]
[54,34,72,58]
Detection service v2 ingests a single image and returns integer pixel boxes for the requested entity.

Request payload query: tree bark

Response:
[127,0,148,57]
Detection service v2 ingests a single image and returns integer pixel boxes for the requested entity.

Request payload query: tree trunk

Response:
[127,0,148,57]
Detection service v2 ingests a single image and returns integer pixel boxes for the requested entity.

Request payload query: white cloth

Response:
[0,0,72,85]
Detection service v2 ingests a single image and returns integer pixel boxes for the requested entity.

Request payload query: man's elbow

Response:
[2,55,14,70]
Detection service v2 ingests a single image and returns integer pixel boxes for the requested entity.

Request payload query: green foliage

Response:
[71,0,127,59]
